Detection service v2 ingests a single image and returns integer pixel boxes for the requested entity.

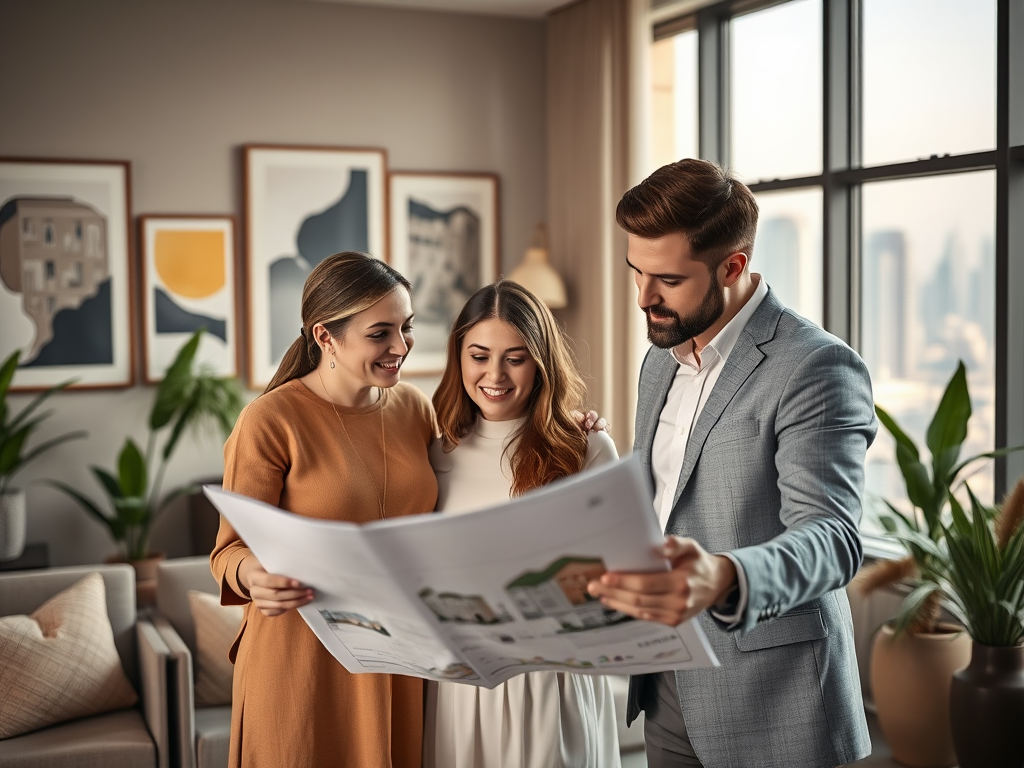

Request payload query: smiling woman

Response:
[210,251,438,768]
[426,279,622,768]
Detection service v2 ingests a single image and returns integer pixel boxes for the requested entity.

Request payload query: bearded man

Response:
[588,158,876,768]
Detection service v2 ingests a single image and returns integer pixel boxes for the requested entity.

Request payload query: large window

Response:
[651,28,698,168]
[861,0,997,166]
[730,0,822,182]
[650,0,1022,539]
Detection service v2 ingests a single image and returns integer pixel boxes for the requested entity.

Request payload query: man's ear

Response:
[720,252,749,286]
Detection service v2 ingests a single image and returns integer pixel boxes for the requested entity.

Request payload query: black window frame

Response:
[652,0,1024,503]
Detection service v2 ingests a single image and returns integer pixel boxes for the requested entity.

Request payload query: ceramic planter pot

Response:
[870,622,972,767]
[950,642,1024,768]
[0,489,27,562]
[105,551,166,608]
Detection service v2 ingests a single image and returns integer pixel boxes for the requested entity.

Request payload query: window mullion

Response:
[824,0,854,343]
[697,7,728,164]
[997,0,1024,494]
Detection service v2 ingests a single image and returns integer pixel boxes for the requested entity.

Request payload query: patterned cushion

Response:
[189,590,242,707]
[0,572,138,739]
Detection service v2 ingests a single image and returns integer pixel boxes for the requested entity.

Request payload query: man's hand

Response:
[587,537,737,626]
[238,556,315,617]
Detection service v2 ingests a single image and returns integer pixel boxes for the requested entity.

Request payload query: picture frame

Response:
[244,144,388,389]
[138,214,240,383]
[0,157,134,391]
[388,171,499,374]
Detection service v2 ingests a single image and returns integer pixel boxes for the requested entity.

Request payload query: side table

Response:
[0,542,50,572]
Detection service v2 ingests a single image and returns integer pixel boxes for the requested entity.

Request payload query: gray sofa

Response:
[153,556,231,768]
[0,564,171,768]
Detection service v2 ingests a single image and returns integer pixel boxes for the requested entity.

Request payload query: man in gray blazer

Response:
[588,159,875,768]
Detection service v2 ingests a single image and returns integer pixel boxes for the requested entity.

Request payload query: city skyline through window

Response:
[861,172,996,530]
[649,0,1001,536]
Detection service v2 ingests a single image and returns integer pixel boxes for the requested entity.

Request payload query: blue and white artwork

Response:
[245,146,386,389]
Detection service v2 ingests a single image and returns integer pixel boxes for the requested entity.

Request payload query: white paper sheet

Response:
[205,454,719,687]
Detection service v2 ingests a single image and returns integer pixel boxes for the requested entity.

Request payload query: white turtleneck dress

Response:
[426,416,622,768]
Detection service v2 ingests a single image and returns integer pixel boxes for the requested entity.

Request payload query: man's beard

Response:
[645,277,725,349]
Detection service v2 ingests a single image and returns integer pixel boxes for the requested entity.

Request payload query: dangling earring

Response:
[329,349,336,369]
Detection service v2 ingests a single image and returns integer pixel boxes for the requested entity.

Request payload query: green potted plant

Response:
[50,329,243,576]
[0,351,86,561]
[898,479,1024,768]
[854,360,1024,767]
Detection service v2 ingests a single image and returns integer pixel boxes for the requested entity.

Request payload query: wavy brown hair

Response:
[433,280,589,496]
[264,251,411,393]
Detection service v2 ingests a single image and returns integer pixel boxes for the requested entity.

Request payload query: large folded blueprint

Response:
[204,454,719,687]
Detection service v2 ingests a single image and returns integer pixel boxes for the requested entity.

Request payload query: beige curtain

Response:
[547,0,648,447]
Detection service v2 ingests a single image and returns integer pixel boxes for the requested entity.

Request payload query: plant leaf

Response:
[0,427,29,477]
[880,499,918,533]
[892,581,942,636]
[926,361,970,483]
[17,430,87,469]
[0,351,19,410]
[950,445,1024,485]
[149,330,203,431]
[117,439,148,498]
[91,466,123,501]
[876,404,920,462]
[5,379,78,435]
[44,480,114,532]
[893,442,933,513]
[162,397,199,462]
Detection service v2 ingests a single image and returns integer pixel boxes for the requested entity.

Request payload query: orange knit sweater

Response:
[212,380,438,768]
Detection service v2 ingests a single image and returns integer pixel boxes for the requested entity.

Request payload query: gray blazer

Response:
[627,288,875,768]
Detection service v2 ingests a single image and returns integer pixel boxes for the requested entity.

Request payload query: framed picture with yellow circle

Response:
[138,214,240,383]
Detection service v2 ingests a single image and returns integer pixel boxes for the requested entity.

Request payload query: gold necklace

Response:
[316,368,388,519]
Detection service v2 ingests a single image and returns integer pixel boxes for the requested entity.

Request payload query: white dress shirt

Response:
[650,275,768,626]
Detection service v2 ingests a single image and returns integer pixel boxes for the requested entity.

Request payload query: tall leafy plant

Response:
[50,329,244,561]
[855,361,1024,634]
[898,479,1024,647]
[0,351,86,495]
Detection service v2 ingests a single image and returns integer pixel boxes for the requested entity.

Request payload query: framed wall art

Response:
[139,215,240,383]
[389,171,499,374]
[244,144,387,389]
[0,157,134,391]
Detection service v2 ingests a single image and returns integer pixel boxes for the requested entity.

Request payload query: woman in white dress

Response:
[426,279,622,768]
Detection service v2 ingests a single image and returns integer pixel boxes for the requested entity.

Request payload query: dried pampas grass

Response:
[853,555,916,595]
[995,477,1024,550]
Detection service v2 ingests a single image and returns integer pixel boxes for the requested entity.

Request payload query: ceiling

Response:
[295,0,568,19]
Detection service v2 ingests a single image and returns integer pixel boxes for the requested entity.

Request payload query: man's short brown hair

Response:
[616,158,759,268]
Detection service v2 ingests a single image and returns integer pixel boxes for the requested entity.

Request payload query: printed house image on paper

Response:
[0,197,111,365]
[505,556,629,631]
[419,588,513,625]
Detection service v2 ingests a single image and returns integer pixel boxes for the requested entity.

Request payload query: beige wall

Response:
[1,0,546,565]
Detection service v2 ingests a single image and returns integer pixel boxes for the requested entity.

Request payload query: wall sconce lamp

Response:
[507,223,568,309]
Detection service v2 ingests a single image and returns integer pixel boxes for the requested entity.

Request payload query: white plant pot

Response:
[0,489,27,562]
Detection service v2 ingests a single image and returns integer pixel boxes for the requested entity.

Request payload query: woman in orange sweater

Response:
[211,251,437,768]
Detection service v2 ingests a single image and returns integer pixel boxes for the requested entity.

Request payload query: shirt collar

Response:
[671,274,768,370]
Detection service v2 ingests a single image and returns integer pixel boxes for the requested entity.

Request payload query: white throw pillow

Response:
[188,589,242,707]
[0,572,138,739]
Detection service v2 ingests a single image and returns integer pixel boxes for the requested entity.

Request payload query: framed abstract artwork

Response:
[244,144,387,389]
[388,171,499,374]
[0,157,134,391]
[138,215,240,383]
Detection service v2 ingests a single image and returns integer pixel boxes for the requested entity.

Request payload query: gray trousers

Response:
[641,671,705,768]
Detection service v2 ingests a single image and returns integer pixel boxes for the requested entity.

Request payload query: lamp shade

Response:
[507,225,568,309]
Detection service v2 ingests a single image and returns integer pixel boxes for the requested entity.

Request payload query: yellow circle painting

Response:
[154,230,226,298]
